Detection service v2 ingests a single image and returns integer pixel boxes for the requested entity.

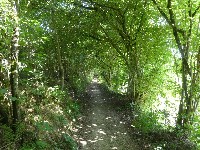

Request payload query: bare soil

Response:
[74,82,138,150]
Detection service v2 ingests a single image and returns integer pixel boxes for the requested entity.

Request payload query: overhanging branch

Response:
[192,4,200,17]
[100,24,129,68]
[151,0,171,25]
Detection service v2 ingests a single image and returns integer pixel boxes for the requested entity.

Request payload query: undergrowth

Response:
[132,104,198,150]
[0,81,79,150]
[190,113,200,150]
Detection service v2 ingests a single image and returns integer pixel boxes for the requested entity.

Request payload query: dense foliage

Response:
[0,0,199,149]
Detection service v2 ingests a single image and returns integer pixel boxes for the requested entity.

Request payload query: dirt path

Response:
[74,82,138,150]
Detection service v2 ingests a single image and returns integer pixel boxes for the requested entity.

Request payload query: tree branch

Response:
[151,0,171,25]
[165,0,184,54]
[152,0,191,76]
[167,0,176,27]
[192,4,200,17]
[187,0,192,50]
[84,33,102,41]
[73,2,97,11]
[134,10,145,41]
[100,25,129,67]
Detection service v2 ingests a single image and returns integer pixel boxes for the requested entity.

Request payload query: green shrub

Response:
[190,114,200,149]
[133,109,163,133]
[18,83,79,150]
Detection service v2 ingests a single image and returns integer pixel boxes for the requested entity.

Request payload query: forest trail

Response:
[74,81,138,150]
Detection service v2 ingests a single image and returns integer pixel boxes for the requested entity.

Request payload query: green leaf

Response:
[0,88,7,94]
[36,140,48,148]
[8,96,18,101]
[41,37,48,40]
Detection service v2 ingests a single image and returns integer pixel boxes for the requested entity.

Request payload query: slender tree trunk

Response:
[51,0,65,90]
[127,43,141,102]
[177,59,190,127]
[56,35,65,90]
[152,0,200,129]
[10,1,19,132]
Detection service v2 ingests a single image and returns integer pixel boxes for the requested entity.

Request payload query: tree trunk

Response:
[10,1,20,132]
[51,0,65,90]
[56,34,65,90]
[176,59,190,127]
[152,0,200,129]
[127,42,141,102]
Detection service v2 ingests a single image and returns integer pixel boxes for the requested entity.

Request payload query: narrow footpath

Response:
[74,81,138,150]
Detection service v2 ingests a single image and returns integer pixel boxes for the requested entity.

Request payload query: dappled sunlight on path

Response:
[74,82,138,150]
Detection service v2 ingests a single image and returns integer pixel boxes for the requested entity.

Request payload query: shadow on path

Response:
[74,82,138,150]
